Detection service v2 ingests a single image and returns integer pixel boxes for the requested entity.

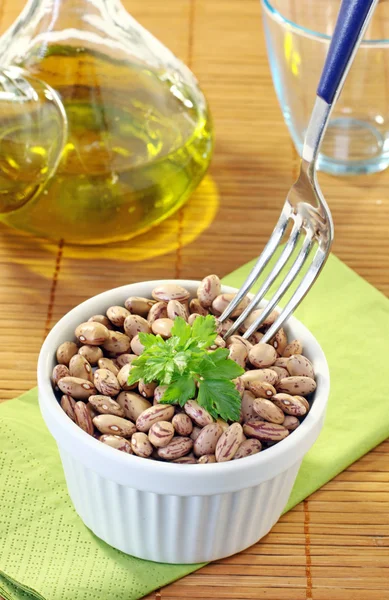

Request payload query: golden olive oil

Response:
[0,50,213,244]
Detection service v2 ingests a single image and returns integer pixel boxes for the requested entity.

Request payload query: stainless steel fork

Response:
[220,0,378,343]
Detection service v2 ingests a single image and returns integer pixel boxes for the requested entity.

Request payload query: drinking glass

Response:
[262,0,389,175]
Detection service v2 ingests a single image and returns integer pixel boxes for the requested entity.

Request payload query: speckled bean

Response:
[233,438,262,459]
[277,376,316,396]
[117,363,137,390]
[131,432,153,457]
[124,296,156,317]
[173,454,197,464]
[153,385,168,404]
[248,343,277,368]
[197,454,216,464]
[184,400,213,427]
[88,394,125,417]
[243,420,289,442]
[167,299,188,321]
[295,395,310,411]
[197,275,221,308]
[283,339,303,358]
[152,284,190,303]
[69,354,93,382]
[193,423,223,457]
[123,314,150,338]
[272,393,308,416]
[97,357,119,376]
[274,357,290,368]
[253,398,285,424]
[99,434,132,453]
[248,332,264,345]
[75,322,109,346]
[216,418,229,432]
[215,423,244,462]
[88,314,113,330]
[130,334,145,355]
[102,331,131,355]
[271,366,289,383]
[240,309,278,333]
[211,293,250,318]
[56,341,78,366]
[138,380,157,398]
[147,301,168,324]
[148,421,175,447]
[60,394,76,421]
[136,404,175,432]
[228,343,247,368]
[78,345,103,365]
[52,364,70,387]
[216,318,235,337]
[233,376,245,397]
[286,355,315,379]
[151,318,174,338]
[188,313,201,326]
[94,368,120,396]
[240,390,257,422]
[58,376,96,400]
[115,353,138,368]
[282,415,300,431]
[172,413,193,436]
[106,306,130,328]
[226,335,253,352]
[74,401,94,434]
[248,381,276,399]
[190,426,202,441]
[157,437,193,460]
[189,298,209,316]
[93,414,136,438]
[270,328,288,355]
[241,368,278,387]
[117,391,151,421]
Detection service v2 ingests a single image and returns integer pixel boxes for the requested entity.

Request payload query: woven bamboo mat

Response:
[1,1,389,598]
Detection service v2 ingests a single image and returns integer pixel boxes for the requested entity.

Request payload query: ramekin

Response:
[37,280,330,563]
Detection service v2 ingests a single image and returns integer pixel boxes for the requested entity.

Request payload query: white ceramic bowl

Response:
[38,280,330,564]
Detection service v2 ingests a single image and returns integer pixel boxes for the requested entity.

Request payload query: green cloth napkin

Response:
[1,253,389,600]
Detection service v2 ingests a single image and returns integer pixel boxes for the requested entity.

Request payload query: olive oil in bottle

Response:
[0,1,213,245]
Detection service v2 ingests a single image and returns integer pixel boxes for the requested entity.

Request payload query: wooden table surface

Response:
[1,1,389,599]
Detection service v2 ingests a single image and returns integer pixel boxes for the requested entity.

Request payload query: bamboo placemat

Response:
[0,1,388,598]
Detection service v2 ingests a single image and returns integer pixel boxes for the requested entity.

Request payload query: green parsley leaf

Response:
[197,378,241,422]
[139,332,165,349]
[160,375,196,407]
[171,317,192,346]
[200,349,244,380]
[190,314,218,349]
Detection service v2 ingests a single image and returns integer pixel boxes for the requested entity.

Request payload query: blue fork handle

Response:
[317,0,378,104]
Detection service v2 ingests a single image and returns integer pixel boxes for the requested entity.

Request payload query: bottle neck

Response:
[21,0,126,30]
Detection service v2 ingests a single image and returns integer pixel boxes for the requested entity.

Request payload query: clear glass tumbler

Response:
[262,0,389,175]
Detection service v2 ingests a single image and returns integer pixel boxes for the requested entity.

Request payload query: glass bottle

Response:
[0,0,213,244]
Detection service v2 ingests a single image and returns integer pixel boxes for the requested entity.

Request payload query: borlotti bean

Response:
[52,364,70,387]
[78,345,103,365]
[53,276,317,464]
[100,434,133,453]
[56,341,79,365]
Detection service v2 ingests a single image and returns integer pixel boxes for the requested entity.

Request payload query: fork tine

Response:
[223,213,303,339]
[260,245,329,344]
[219,201,293,323]
[242,230,315,339]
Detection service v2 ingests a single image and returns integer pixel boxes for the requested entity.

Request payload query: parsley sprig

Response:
[128,315,244,421]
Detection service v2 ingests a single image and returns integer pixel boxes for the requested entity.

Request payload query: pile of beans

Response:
[52,276,317,464]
